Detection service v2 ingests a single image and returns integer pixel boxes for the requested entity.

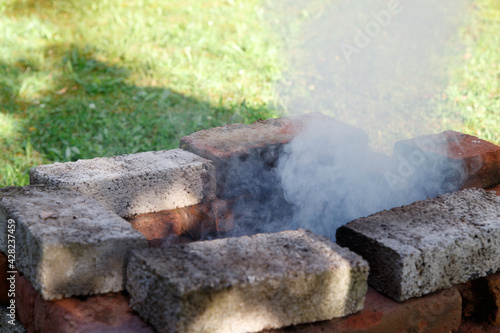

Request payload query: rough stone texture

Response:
[15,275,154,333]
[126,199,234,247]
[337,188,500,302]
[0,186,148,300]
[179,113,367,198]
[0,252,9,305]
[264,287,461,333]
[30,149,216,217]
[127,229,369,333]
[394,130,500,191]
[0,305,25,333]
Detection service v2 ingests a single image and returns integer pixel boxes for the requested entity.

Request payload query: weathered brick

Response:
[30,149,216,217]
[488,273,500,326]
[0,251,9,305]
[394,130,500,191]
[127,229,369,333]
[487,184,500,196]
[126,199,234,247]
[16,274,36,332]
[16,275,154,333]
[180,113,367,198]
[457,272,500,327]
[0,304,25,333]
[337,188,500,302]
[0,186,148,300]
[264,287,461,333]
[458,318,500,333]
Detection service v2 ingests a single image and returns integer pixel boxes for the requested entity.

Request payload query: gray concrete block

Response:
[336,188,500,302]
[127,229,369,333]
[0,305,25,333]
[0,186,148,300]
[30,149,216,217]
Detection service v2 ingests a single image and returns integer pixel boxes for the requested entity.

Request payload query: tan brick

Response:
[264,287,461,333]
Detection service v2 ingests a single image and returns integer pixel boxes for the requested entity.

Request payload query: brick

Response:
[487,184,500,196]
[264,287,461,333]
[488,273,500,326]
[0,186,148,300]
[337,188,500,302]
[394,130,500,191]
[458,318,500,333]
[16,275,154,333]
[16,273,36,332]
[127,229,369,333]
[456,277,494,321]
[126,200,234,247]
[30,149,216,217]
[457,272,500,326]
[0,251,9,305]
[0,305,25,333]
[180,113,367,198]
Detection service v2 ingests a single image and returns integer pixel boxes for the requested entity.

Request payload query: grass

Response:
[0,0,498,187]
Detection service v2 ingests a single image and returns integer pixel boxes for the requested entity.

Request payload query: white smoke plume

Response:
[266,0,473,240]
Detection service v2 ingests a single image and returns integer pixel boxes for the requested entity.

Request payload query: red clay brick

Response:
[16,274,36,332]
[126,199,234,247]
[264,287,461,333]
[0,251,9,305]
[180,113,367,197]
[16,275,154,333]
[394,130,500,190]
[456,272,500,327]
[486,184,500,196]
[458,318,500,333]
[488,273,500,326]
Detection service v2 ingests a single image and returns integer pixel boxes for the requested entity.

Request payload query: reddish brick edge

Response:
[15,275,154,333]
[264,287,461,333]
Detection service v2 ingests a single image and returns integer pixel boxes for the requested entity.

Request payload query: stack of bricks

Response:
[0,113,500,332]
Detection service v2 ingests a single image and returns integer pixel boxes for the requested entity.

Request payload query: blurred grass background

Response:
[0,0,498,187]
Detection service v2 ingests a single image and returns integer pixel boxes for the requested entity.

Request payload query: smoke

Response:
[262,0,473,240]
[270,0,471,150]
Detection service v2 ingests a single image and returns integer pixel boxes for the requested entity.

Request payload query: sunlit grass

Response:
[0,0,498,187]
[443,0,500,144]
[0,0,283,186]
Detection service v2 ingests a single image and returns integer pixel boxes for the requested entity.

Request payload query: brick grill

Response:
[1,114,500,332]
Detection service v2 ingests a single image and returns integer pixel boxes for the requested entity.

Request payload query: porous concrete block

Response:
[30,149,216,217]
[337,188,500,302]
[127,228,369,333]
[394,130,500,191]
[0,186,148,300]
[265,287,461,333]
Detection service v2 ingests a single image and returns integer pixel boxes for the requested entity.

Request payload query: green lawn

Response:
[0,0,498,187]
